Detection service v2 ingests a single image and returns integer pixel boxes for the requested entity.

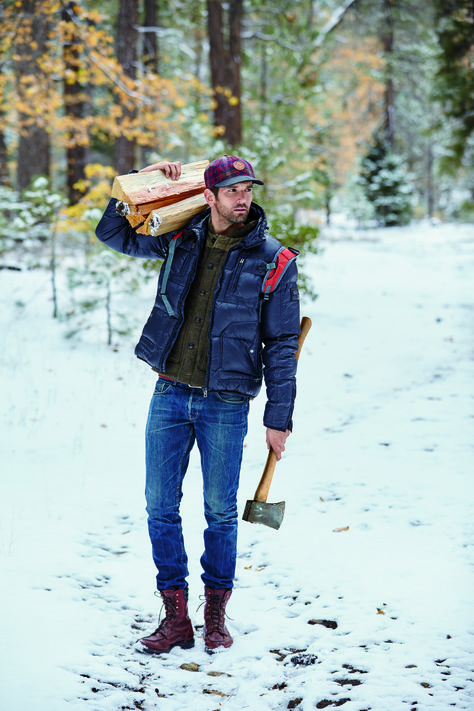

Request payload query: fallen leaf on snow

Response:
[203,689,229,697]
[308,619,338,629]
[208,671,232,678]
[180,662,200,672]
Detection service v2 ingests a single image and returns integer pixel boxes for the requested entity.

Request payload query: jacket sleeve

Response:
[95,198,173,259]
[260,259,300,432]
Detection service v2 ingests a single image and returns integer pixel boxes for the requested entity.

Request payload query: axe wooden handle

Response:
[253,316,312,503]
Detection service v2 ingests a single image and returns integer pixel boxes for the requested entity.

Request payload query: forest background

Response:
[0,0,473,338]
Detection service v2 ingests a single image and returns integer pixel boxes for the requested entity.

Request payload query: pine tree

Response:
[432,0,474,196]
[359,134,413,226]
[433,0,474,165]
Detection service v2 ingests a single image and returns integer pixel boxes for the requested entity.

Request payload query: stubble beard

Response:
[215,201,250,227]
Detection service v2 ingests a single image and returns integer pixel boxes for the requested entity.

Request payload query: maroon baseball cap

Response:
[204,155,264,189]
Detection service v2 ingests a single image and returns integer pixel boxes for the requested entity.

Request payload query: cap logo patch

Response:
[233,160,245,171]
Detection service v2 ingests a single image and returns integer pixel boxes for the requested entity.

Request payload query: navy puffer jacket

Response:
[96,199,300,431]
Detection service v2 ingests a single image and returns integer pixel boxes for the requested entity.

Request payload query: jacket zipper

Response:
[229,256,246,292]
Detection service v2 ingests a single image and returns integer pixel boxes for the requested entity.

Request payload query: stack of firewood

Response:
[111,160,209,236]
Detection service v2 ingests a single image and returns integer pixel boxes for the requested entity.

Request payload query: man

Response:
[95,155,300,653]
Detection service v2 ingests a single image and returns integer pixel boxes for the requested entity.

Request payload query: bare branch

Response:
[313,0,359,49]
[58,0,154,104]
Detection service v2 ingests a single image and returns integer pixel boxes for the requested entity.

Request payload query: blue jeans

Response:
[145,379,249,591]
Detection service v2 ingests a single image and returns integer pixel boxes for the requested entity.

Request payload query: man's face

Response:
[207,181,254,232]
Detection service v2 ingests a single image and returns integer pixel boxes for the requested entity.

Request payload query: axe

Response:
[242,316,312,530]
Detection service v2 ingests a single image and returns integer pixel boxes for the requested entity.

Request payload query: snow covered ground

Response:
[1,219,473,711]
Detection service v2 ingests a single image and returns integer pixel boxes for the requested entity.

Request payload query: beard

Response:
[214,200,250,226]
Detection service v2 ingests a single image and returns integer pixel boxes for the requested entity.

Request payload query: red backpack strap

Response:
[262,247,298,298]
[259,246,298,322]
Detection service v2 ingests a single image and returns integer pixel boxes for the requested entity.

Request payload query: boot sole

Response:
[205,642,233,655]
[139,638,195,655]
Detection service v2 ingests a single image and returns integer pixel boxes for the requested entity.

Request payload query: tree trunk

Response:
[381,0,395,149]
[207,0,243,146]
[14,0,51,191]
[191,3,206,100]
[50,218,59,318]
[0,128,8,185]
[227,0,242,146]
[106,277,112,346]
[426,141,434,218]
[0,66,9,186]
[114,0,138,174]
[143,0,159,73]
[140,0,159,163]
[62,2,88,205]
[259,41,268,126]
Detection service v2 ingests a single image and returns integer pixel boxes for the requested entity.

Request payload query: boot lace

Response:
[204,593,231,635]
[153,591,177,635]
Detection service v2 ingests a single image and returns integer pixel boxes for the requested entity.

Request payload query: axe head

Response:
[242,499,285,530]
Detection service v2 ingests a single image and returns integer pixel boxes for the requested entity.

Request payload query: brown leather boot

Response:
[203,587,233,652]
[139,588,194,654]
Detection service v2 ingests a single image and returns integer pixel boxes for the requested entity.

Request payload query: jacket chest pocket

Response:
[228,256,246,292]
[227,257,266,298]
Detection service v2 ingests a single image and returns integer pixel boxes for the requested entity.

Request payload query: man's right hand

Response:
[266,428,290,461]
[139,160,181,180]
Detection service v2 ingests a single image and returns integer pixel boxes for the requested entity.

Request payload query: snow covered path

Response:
[1,221,473,710]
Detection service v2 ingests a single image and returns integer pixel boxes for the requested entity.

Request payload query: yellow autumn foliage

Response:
[302,35,385,195]
[0,1,205,161]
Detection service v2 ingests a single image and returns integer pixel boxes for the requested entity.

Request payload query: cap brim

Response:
[214,176,264,187]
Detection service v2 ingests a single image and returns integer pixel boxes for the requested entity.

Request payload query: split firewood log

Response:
[111,159,209,235]
[125,214,146,228]
[111,160,208,216]
[137,193,208,236]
